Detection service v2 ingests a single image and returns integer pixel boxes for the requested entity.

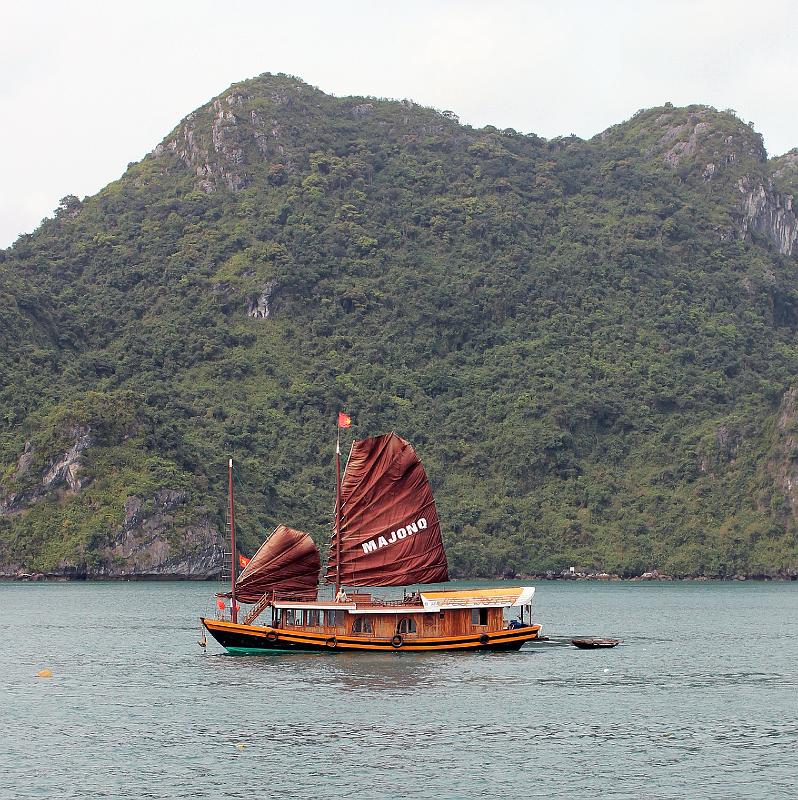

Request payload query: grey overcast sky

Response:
[1,0,796,249]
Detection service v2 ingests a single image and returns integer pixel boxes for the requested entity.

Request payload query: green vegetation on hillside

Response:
[1,75,797,577]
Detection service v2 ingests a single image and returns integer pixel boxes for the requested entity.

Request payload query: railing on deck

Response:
[243,594,271,625]
[213,588,427,626]
[365,597,423,607]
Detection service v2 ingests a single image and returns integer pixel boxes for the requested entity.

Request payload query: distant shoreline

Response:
[510,571,798,582]
[2,569,796,583]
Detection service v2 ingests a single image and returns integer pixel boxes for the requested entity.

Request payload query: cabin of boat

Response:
[203,586,541,653]
[201,431,542,654]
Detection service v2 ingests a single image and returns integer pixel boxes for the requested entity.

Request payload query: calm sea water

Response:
[2,580,797,799]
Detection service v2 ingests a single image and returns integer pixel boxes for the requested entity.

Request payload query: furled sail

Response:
[234,525,320,602]
[326,433,449,586]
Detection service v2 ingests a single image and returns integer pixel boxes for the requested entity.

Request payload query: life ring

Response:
[265,631,278,643]
[391,634,403,649]
[325,637,337,649]
[479,633,490,645]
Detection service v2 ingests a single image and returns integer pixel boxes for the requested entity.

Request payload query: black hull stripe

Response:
[213,636,530,653]
[203,625,539,652]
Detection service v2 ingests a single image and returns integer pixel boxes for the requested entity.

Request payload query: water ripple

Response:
[2,580,797,799]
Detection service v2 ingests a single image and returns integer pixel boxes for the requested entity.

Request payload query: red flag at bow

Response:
[239,554,250,569]
[337,412,352,428]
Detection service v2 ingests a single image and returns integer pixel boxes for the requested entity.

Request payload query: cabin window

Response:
[305,610,320,626]
[352,616,373,634]
[324,610,344,626]
[471,608,489,625]
[284,609,296,626]
[397,617,417,634]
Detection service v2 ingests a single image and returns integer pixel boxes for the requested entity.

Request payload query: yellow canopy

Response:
[420,586,535,610]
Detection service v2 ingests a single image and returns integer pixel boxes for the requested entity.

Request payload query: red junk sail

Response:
[326,433,449,586]
[234,525,320,602]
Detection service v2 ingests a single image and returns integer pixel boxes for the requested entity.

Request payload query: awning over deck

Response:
[272,601,356,611]
[420,586,535,611]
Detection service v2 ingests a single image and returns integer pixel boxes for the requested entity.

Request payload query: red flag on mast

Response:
[337,412,352,428]
[238,554,250,569]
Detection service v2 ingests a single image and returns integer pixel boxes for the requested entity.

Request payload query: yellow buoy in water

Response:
[36,669,53,678]
[234,743,246,750]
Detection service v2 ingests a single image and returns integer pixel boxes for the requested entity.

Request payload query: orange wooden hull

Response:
[202,617,541,653]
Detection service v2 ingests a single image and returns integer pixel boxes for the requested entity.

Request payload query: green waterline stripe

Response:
[225,646,322,655]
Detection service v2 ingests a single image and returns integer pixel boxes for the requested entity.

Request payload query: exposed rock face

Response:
[151,83,313,194]
[0,429,223,579]
[737,177,798,256]
[95,490,223,578]
[351,103,374,118]
[210,99,247,190]
[698,423,741,476]
[42,426,92,492]
[0,426,92,515]
[770,387,798,519]
[14,441,35,479]
[0,487,224,579]
[641,108,767,171]
[714,424,741,460]
[156,97,250,193]
[662,119,713,167]
[246,279,277,319]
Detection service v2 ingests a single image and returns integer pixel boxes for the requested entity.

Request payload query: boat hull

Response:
[201,618,541,653]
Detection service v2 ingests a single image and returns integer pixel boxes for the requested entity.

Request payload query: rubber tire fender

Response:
[479,633,490,645]
[325,636,337,649]
[265,630,278,643]
[391,634,403,649]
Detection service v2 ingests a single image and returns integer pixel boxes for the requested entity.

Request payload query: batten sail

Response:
[326,433,449,586]
[234,525,320,602]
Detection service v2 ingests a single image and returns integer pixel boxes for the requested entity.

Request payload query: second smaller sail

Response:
[235,525,320,602]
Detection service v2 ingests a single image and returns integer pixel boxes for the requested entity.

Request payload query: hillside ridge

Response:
[1,73,797,580]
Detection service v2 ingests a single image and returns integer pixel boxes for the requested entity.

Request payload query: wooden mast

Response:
[334,428,342,597]
[228,458,238,623]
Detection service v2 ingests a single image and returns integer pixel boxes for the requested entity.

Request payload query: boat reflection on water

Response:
[204,640,442,693]
[315,652,443,693]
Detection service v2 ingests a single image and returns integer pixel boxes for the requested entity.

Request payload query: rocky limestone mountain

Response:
[0,415,222,578]
[1,74,797,579]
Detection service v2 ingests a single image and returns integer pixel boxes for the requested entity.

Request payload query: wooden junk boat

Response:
[201,430,542,654]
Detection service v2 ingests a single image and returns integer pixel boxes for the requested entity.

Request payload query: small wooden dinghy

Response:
[571,637,621,649]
